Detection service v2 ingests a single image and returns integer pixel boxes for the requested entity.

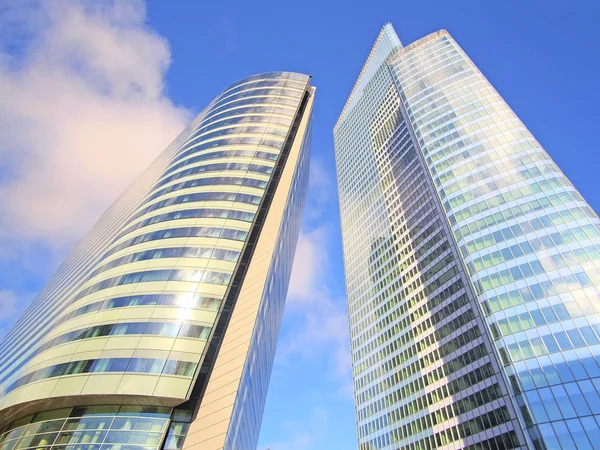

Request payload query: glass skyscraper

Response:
[0,72,314,450]
[335,24,600,449]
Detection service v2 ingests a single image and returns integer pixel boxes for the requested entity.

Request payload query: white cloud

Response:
[302,157,336,226]
[0,0,189,255]
[287,227,328,301]
[279,156,354,393]
[285,224,352,392]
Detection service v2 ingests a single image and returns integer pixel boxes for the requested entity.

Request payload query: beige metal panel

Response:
[149,309,217,324]
[81,374,124,395]
[116,374,160,396]
[47,309,126,338]
[51,376,88,397]
[1,369,195,413]
[149,307,220,322]
[183,433,227,450]
[0,378,60,409]
[60,287,223,322]
[183,89,314,450]
[26,339,108,370]
[172,338,208,354]
[101,335,144,351]
[134,338,176,353]
[25,351,98,374]
[82,257,210,286]
[165,350,204,363]
[153,376,191,398]
[21,338,197,369]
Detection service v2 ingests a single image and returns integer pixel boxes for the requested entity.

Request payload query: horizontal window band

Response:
[90,246,240,279]
[145,176,267,204]
[35,321,211,356]
[134,191,262,220]
[7,358,198,393]
[56,294,221,330]
[119,209,255,240]
[155,162,273,189]
[106,226,248,259]
[164,149,280,177]
[74,268,232,303]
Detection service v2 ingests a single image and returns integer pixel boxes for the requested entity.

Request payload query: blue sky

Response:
[0,1,599,449]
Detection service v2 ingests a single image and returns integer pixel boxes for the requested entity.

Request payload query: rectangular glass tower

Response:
[0,72,315,450]
[335,24,600,450]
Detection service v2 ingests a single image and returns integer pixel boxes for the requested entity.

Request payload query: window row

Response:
[526,379,600,424]
[155,162,272,190]
[357,343,489,426]
[8,358,197,393]
[463,204,596,257]
[359,361,495,432]
[177,126,284,159]
[535,417,600,450]
[202,105,293,128]
[57,294,221,327]
[107,226,248,259]
[468,228,600,274]
[188,113,290,143]
[493,303,595,339]
[73,268,232,303]
[35,321,210,356]
[145,176,267,204]
[219,76,304,102]
[135,191,261,219]
[0,405,173,441]
[212,87,302,111]
[164,149,279,178]
[448,175,570,225]
[119,208,255,240]
[457,189,585,242]
[482,267,598,317]
[361,406,512,450]
[499,326,600,366]
[91,246,239,279]
[204,95,298,121]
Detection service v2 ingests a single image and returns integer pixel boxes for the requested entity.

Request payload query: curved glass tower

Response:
[0,72,314,450]
[335,24,600,450]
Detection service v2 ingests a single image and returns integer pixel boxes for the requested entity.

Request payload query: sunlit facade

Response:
[335,24,600,449]
[0,72,314,450]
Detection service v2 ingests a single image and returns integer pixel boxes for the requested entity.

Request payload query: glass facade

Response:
[0,405,188,450]
[335,24,600,450]
[0,72,315,450]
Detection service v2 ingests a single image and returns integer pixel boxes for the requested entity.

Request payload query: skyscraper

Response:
[0,72,314,450]
[335,24,600,449]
